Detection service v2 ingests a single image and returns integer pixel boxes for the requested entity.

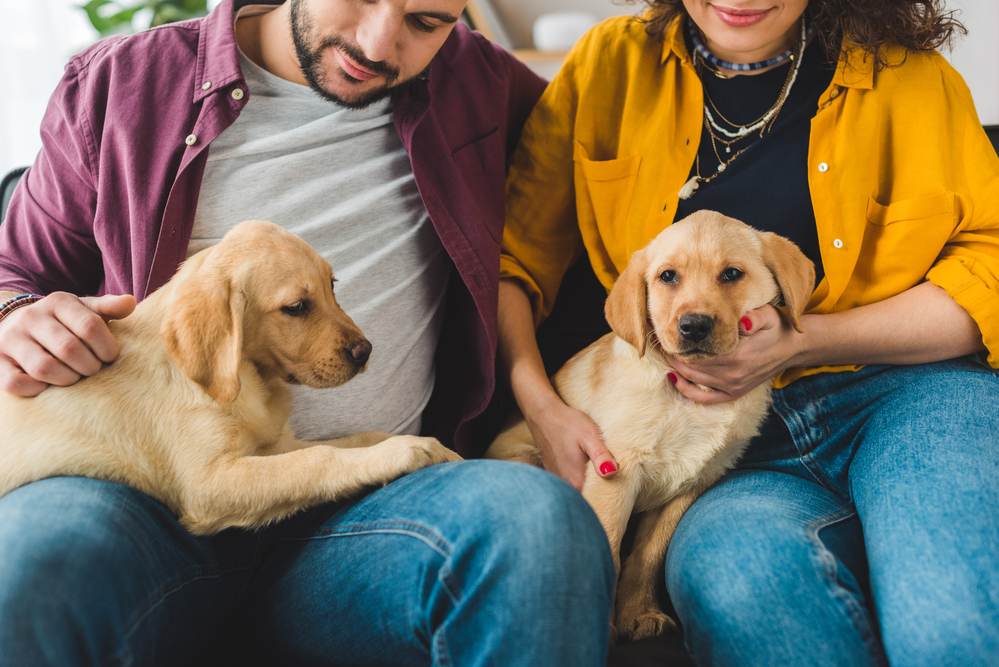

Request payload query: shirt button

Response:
[185,134,198,146]
[231,88,244,100]
[201,81,212,90]
[833,239,844,249]
[829,87,840,99]
[818,162,829,172]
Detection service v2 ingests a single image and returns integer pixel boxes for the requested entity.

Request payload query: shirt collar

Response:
[662,13,692,66]
[832,43,876,90]
[194,0,281,103]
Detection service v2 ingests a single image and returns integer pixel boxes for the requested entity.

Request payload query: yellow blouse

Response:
[500,15,999,385]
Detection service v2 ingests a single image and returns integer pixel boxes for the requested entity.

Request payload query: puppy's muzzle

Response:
[347,339,372,368]
[678,313,714,343]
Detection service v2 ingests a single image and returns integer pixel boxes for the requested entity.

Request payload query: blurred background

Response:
[1,0,996,177]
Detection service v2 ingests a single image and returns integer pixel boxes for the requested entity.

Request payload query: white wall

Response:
[0,0,996,178]
[946,0,999,124]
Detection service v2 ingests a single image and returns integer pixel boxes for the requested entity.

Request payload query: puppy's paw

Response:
[614,607,679,642]
[371,435,462,481]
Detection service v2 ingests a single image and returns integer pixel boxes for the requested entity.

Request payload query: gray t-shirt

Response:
[189,50,450,441]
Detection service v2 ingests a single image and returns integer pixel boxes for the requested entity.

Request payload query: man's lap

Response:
[0,460,614,667]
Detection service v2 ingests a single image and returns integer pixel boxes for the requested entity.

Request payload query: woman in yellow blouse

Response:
[498,0,999,663]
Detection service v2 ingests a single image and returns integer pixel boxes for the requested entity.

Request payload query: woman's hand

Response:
[521,393,618,491]
[497,279,618,491]
[666,304,803,404]
[666,282,989,405]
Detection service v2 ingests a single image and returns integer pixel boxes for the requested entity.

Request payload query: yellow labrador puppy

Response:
[487,210,814,642]
[0,220,460,534]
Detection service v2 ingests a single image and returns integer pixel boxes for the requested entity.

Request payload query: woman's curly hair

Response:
[637,0,967,70]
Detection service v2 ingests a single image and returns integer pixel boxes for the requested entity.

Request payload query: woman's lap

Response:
[667,356,999,667]
[0,460,614,667]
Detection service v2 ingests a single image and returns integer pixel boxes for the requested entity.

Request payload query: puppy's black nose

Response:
[348,339,372,366]
[678,313,714,343]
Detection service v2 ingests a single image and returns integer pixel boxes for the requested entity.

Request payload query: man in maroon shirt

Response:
[0,1,614,665]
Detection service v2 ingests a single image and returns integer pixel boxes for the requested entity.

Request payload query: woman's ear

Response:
[161,265,246,405]
[604,248,650,356]
[759,232,815,333]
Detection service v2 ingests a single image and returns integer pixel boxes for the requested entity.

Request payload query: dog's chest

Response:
[556,342,772,508]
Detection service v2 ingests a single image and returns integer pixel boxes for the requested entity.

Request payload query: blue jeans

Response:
[666,356,999,667]
[0,460,614,666]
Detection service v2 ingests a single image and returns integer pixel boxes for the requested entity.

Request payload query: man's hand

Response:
[523,397,618,492]
[0,292,136,397]
[666,305,803,404]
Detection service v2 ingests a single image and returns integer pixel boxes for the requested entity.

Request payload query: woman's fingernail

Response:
[600,461,617,475]
[668,372,678,384]
[740,316,752,331]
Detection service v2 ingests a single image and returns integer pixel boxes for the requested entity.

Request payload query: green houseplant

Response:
[80,0,208,36]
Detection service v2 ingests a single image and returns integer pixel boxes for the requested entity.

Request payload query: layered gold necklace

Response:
[678,17,807,200]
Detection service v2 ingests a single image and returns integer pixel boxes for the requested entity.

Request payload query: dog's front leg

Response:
[581,467,641,645]
[614,488,702,642]
[178,435,461,534]
[259,430,397,455]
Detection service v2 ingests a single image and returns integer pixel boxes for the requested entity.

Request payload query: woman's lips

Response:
[711,5,774,27]
[335,49,378,81]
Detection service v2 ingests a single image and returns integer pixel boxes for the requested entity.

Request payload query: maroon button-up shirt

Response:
[0,0,546,455]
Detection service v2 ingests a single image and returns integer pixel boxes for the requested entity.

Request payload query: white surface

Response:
[532,11,599,52]
[946,0,999,125]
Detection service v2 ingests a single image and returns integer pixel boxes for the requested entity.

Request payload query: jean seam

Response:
[807,508,883,662]
[280,522,465,622]
[773,386,845,499]
[434,626,453,667]
[105,560,258,667]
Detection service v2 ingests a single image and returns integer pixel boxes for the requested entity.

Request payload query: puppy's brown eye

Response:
[660,270,677,284]
[281,301,311,317]
[721,268,744,282]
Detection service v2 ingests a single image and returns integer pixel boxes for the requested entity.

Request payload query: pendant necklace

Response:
[679,17,807,200]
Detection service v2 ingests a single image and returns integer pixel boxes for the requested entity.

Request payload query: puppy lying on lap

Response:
[487,210,814,643]
[0,220,460,534]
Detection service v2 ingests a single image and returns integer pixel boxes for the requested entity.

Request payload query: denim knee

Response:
[0,478,152,665]
[404,461,615,600]
[441,461,611,563]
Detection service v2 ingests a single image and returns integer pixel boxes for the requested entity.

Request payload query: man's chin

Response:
[303,66,411,109]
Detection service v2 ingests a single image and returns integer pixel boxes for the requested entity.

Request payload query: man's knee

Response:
[0,478,157,663]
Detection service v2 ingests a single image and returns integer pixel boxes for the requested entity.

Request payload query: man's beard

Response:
[290,0,408,109]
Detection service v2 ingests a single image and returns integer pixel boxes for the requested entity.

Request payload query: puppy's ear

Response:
[759,232,815,334]
[161,267,246,405]
[604,248,650,356]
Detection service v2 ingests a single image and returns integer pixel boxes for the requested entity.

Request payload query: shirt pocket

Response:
[573,141,641,260]
[865,192,954,226]
[452,127,504,243]
[860,192,956,290]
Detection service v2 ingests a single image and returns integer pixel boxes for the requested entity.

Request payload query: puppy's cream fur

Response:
[0,220,460,534]
[487,210,814,643]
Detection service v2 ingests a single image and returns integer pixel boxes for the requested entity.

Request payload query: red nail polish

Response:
[668,372,678,384]
[741,316,752,331]
[600,461,616,476]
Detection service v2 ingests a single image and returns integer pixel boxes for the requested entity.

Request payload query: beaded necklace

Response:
[678,18,807,200]
[688,18,814,72]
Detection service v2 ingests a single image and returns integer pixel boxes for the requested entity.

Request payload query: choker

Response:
[688,18,814,73]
